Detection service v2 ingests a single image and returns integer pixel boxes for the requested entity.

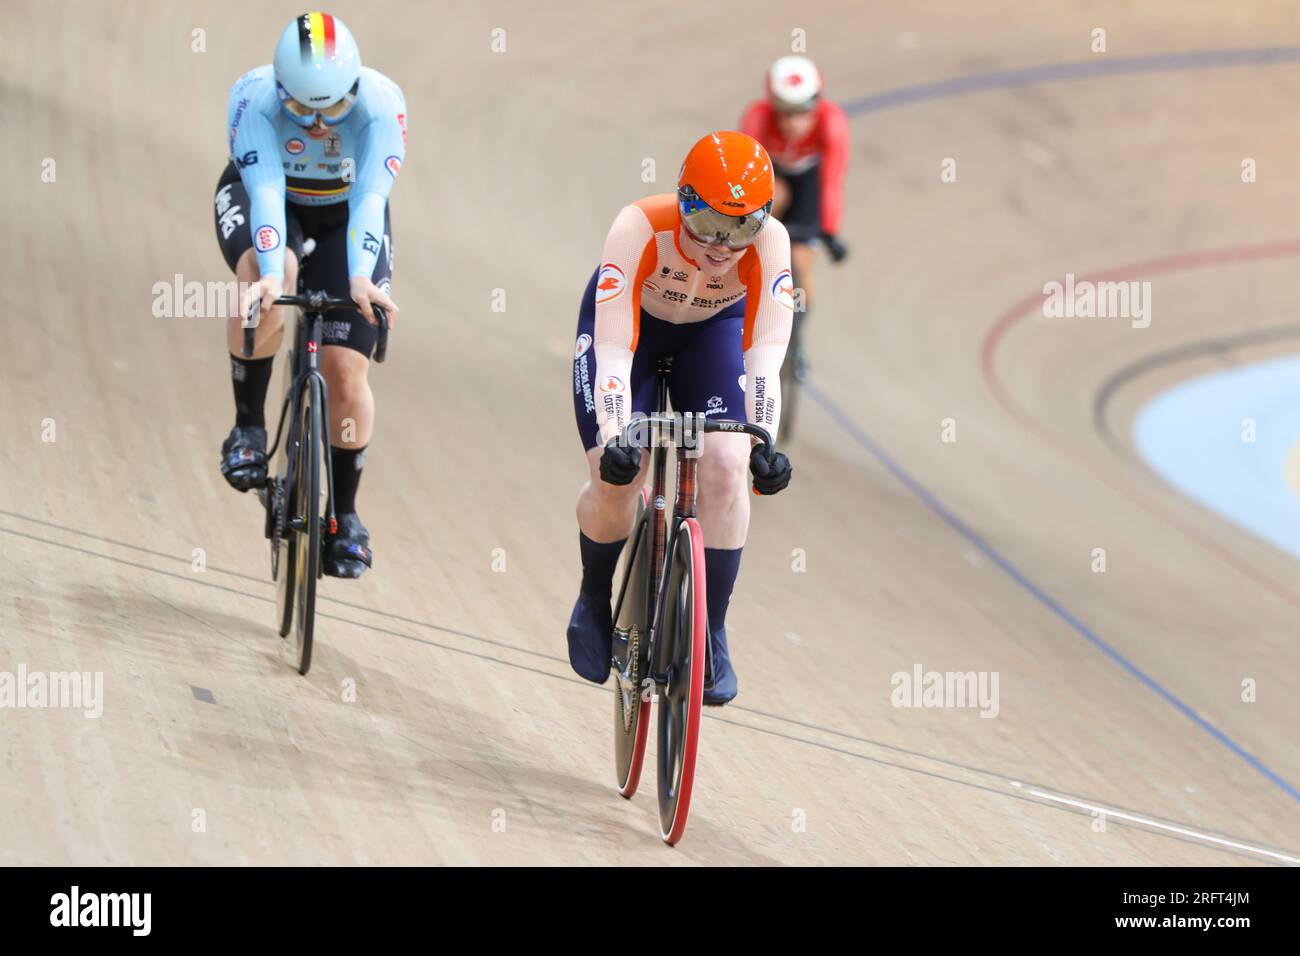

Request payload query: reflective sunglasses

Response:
[277,80,360,128]
[678,187,772,251]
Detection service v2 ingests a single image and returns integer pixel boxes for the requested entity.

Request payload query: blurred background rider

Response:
[741,55,849,382]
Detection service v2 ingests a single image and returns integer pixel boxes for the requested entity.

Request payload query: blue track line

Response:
[814,46,1300,802]
[841,47,1300,118]
[806,385,1300,802]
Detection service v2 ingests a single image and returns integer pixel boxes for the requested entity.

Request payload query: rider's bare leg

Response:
[695,430,750,701]
[320,344,373,529]
[225,247,298,358]
[576,444,648,543]
[321,345,374,449]
[220,248,297,488]
[695,431,750,548]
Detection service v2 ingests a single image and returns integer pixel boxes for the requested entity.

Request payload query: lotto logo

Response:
[385,155,402,177]
[574,333,592,359]
[595,263,626,304]
[255,225,280,252]
[771,269,795,310]
[599,375,625,393]
[285,138,305,155]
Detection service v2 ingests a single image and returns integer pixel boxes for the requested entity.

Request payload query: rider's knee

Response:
[698,438,749,503]
[321,349,370,405]
[587,467,644,508]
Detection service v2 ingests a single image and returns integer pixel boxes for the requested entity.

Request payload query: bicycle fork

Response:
[281,315,339,546]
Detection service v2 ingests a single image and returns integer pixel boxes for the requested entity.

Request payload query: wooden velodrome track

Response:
[2,1,1298,865]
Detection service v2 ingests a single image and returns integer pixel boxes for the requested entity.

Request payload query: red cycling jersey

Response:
[740,98,850,237]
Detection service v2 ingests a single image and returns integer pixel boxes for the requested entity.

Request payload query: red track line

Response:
[979,238,1300,612]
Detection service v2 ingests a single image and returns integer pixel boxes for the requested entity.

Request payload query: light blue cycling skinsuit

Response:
[225,64,406,281]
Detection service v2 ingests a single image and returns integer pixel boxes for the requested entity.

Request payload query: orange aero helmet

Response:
[677,131,774,249]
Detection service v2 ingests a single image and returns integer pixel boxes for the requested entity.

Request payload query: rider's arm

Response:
[817,101,850,238]
[230,77,288,279]
[739,218,795,440]
[347,78,407,279]
[592,204,656,447]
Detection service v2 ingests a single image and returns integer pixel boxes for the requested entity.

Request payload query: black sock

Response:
[230,354,274,428]
[579,532,626,599]
[704,547,743,634]
[330,445,367,515]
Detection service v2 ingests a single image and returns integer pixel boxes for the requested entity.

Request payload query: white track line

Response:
[1008,781,1299,864]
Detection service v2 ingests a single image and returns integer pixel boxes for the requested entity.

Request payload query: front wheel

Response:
[291,378,325,675]
[655,517,707,845]
[271,475,295,638]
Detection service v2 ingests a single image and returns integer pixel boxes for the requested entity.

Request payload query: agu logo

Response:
[574,333,592,359]
[771,269,795,310]
[255,225,280,252]
[385,155,402,177]
[595,263,626,304]
[285,138,305,155]
[599,375,625,393]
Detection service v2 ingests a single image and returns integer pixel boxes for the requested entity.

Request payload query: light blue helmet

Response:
[273,12,361,108]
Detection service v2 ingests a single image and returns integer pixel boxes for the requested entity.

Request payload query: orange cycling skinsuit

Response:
[568,131,794,705]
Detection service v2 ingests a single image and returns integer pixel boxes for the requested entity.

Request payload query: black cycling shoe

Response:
[324,512,372,579]
[702,625,738,706]
[566,589,614,684]
[220,425,268,492]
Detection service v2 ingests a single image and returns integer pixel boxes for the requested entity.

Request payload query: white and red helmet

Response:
[767,55,822,112]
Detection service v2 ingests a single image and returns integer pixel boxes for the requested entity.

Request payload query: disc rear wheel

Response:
[612,487,653,798]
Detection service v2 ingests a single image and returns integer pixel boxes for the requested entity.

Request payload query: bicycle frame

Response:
[244,290,390,536]
[268,309,337,536]
[629,358,774,694]
[609,359,777,827]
